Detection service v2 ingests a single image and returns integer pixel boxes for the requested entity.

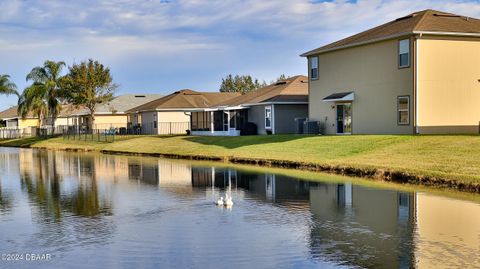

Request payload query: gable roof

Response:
[0,106,36,120]
[302,9,480,56]
[216,75,309,107]
[126,90,241,112]
[73,94,164,115]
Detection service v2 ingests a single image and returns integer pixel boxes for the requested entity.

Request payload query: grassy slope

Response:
[2,134,480,184]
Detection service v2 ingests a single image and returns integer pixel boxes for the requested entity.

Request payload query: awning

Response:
[322,92,354,102]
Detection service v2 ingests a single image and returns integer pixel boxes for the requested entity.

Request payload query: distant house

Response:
[190,75,309,136]
[126,90,240,135]
[68,94,162,131]
[0,106,39,129]
[302,9,480,134]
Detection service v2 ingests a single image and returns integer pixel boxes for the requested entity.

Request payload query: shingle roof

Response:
[73,94,164,115]
[216,75,309,106]
[302,9,480,56]
[0,106,20,119]
[126,90,241,112]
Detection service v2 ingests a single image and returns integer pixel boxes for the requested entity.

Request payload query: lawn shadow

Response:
[181,134,315,149]
[0,137,47,148]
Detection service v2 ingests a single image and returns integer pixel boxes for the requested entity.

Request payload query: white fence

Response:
[0,127,35,139]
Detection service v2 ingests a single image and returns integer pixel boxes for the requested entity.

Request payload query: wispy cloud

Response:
[1,0,480,110]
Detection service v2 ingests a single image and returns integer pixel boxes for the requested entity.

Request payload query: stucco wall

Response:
[19,118,40,128]
[417,36,480,134]
[248,105,268,135]
[157,111,190,135]
[308,38,414,134]
[93,114,128,129]
[274,104,308,134]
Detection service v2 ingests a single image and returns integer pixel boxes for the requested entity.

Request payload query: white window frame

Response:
[398,39,410,68]
[265,106,272,129]
[397,96,410,125]
[310,56,318,80]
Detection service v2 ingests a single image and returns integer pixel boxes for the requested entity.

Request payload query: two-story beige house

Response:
[302,9,480,134]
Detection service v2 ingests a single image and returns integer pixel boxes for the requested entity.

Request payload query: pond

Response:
[0,148,479,269]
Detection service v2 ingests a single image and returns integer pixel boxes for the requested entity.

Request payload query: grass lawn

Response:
[2,134,480,185]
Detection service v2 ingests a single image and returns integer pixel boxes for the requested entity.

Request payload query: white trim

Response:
[264,106,272,129]
[413,30,480,37]
[242,101,308,106]
[322,92,355,102]
[272,104,275,134]
[415,35,420,134]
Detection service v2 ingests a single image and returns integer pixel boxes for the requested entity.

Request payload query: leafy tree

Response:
[0,74,18,97]
[61,59,117,129]
[17,61,66,125]
[219,74,267,94]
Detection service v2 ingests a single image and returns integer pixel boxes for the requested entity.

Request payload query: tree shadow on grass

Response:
[180,134,314,149]
[0,137,47,148]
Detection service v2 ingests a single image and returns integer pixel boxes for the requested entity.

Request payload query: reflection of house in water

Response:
[415,193,480,268]
[309,184,415,269]
[128,158,193,188]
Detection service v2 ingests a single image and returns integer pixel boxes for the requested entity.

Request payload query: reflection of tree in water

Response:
[19,150,114,250]
[0,180,12,214]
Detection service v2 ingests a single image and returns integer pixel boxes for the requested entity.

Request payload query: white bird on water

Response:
[224,194,234,207]
[215,196,224,206]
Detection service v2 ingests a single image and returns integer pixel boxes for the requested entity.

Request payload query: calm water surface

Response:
[0,148,479,269]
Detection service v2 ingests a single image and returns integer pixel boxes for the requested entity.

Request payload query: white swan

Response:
[215,197,224,206]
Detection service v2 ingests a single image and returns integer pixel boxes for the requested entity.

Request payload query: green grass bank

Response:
[1,134,480,193]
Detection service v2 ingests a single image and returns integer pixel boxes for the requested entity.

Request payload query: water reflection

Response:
[0,148,479,268]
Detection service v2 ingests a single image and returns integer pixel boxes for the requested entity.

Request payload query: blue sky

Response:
[1,0,480,111]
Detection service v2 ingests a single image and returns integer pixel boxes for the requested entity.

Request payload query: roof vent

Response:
[134,95,146,98]
[275,81,287,85]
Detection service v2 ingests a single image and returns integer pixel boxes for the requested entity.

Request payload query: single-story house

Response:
[0,106,39,129]
[68,94,162,131]
[302,9,480,134]
[190,75,309,136]
[126,89,240,135]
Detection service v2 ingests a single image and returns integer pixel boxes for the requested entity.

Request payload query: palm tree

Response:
[0,74,18,97]
[18,61,65,126]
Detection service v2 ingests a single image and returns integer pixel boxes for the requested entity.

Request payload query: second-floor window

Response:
[310,56,318,80]
[399,39,410,68]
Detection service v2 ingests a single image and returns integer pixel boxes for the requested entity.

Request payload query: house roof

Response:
[0,106,36,120]
[216,75,309,107]
[126,90,241,112]
[73,94,164,115]
[302,9,480,56]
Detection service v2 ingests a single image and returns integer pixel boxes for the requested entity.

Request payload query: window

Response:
[265,106,272,129]
[397,96,410,125]
[310,56,318,80]
[398,39,410,68]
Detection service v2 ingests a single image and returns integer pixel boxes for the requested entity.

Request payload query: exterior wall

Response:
[248,105,268,135]
[19,118,40,128]
[274,104,308,134]
[93,114,128,129]
[54,117,69,127]
[417,36,480,134]
[308,38,414,134]
[157,111,190,135]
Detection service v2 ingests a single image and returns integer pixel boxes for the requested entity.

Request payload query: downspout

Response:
[415,33,421,134]
[184,111,191,132]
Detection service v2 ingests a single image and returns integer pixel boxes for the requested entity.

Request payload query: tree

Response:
[17,61,66,125]
[219,74,267,94]
[0,74,18,97]
[62,59,117,129]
